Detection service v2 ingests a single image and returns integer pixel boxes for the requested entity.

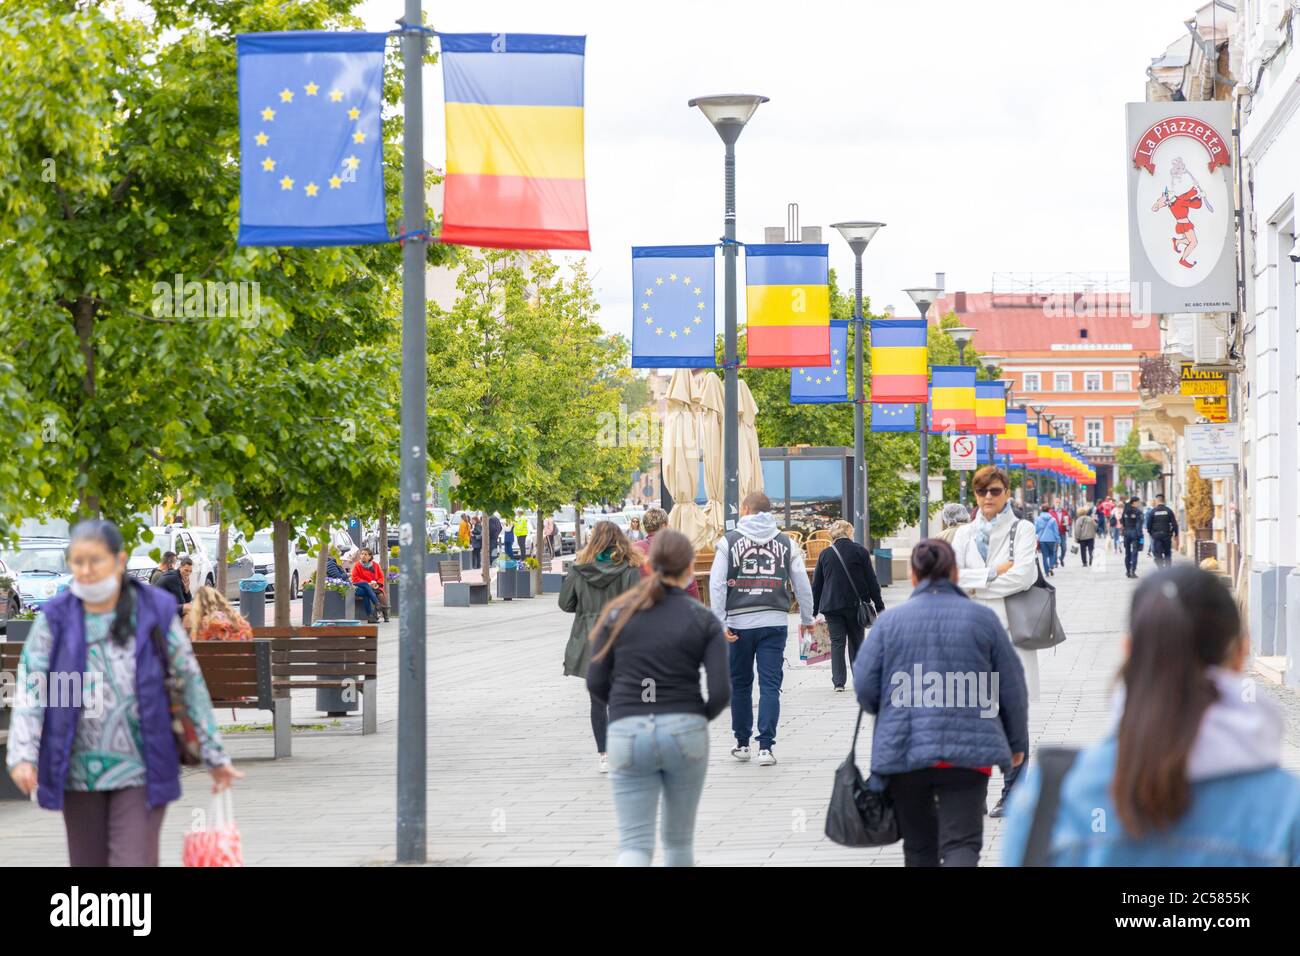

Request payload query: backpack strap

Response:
[1019,746,1079,867]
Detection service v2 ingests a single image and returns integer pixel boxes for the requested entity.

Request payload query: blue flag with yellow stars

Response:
[790,321,849,404]
[237,32,389,246]
[631,246,716,367]
[871,402,917,432]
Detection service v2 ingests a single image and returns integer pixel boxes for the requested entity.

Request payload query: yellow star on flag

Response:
[655,277,664,286]
[683,276,691,284]
[329,176,343,189]
[645,316,654,324]
[682,327,691,335]
[279,175,294,190]
[353,131,366,144]
[279,88,294,103]
[655,327,664,335]
[669,273,678,281]
[644,289,653,296]
[261,107,276,121]
[348,107,360,121]
[304,182,319,197]
[697,302,706,310]
[693,316,702,324]
[694,287,701,295]
[344,155,360,171]
[641,303,649,311]
[254,131,269,146]
[261,157,276,171]
[669,330,678,339]
[305,82,319,96]
[329,89,344,102]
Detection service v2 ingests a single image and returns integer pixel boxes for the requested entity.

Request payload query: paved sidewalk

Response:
[3,542,1298,866]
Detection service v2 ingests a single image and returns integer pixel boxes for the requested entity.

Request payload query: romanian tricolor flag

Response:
[974,382,1006,435]
[1021,422,1040,467]
[998,407,1028,455]
[928,366,977,433]
[869,320,928,403]
[439,34,589,250]
[744,244,830,367]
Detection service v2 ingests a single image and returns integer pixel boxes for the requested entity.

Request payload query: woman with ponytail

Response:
[6,520,241,866]
[1003,565,1300,866]
[586,530,730,866]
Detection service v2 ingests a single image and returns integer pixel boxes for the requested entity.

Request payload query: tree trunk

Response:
[312,537,328,623]
[272,518,291,627]
[215,505,228,597]
[72,296,100,517]
[481,516,492,601]
[536,505,545,586]
[574,503,584,552]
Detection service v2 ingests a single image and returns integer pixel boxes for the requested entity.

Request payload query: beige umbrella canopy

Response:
[738,377,764,502]
[662,369,708,545]
[695,371,725,545]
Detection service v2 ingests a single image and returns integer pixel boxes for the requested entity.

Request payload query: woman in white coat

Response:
[950,465,1040,817]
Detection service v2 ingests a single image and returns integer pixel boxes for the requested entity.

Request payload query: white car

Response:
[244,529,315,600]
[126,526,215,592]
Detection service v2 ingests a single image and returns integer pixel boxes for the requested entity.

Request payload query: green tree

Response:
[1117,429,1161,489]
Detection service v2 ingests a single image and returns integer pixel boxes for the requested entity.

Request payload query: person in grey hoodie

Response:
[709,492,815,766]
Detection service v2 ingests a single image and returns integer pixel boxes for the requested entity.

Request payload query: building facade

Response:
[929,286,1159,498]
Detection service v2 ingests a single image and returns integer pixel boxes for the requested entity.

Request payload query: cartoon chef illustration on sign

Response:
[1150,156,1212,269]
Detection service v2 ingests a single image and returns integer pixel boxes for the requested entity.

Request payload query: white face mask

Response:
[71,574,121,604]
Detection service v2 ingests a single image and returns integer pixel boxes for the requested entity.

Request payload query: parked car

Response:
[125,526,215,591]
[191,528,255,601]
[3,543,71,610]
[0,555,24,625]
[244,529,315,600]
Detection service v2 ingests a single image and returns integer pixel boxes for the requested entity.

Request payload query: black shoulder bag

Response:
[824,707,899,847]
[827,540,876,628]
[1017,746,1079,866]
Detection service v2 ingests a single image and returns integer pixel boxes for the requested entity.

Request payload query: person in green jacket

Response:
[513,512,530,560]
[560,521,644,773]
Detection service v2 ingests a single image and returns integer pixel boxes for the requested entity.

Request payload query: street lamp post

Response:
[689,94,768,531]
[1031,404,1046,504]
[832,221,885,548]
[905,286,942,538]
[1042,413,1056,503]
[948,326,975,504]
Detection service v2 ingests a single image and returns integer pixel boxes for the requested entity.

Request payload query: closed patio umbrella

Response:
[696,371,725,544]
[738,377,764,501]
[662,369,707,544]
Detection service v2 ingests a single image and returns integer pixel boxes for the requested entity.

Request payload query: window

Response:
[1085,419,1103,447]
[1114,371,1132,391]
[1054,372,1072,392]
[1056,420,1074,441]
[1115,419,1133,445]
[1084,373,1101,392]
[1022,373,1040,392]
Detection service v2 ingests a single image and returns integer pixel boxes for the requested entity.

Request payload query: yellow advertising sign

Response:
[1195,397,1229,422]
[1180,364,1227,397]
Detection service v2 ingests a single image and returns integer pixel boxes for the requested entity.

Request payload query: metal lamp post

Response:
[948,326,975,504]
[1042,413,1056,503]
[689,94,768,530]
[831,221,885,547]
[904,286,942,538]
[1031,404,1046,504]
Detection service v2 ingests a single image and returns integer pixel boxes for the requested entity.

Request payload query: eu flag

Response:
[790,321,849,404]
[237,32,389,246]
[871,403,917,432]
[631,246,716,368]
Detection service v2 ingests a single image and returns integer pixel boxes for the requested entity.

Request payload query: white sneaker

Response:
[598,754,609,774]
[731,745,751,762]
[756,749,777,766]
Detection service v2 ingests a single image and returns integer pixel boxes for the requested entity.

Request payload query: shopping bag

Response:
[182,790,244,867]
[799,620,832,665]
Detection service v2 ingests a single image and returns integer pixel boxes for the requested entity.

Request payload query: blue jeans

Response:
[504,530,516,558]
[727,625,787,750]
[1057,538,1068,565]
[354,582,380,617]
[1039,540,1057,573]
[607,713,709,866]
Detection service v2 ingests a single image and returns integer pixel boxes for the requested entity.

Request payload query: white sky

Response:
[358,0,1203,331]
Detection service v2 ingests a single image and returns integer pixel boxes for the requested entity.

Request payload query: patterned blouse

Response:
[5,609,230,791]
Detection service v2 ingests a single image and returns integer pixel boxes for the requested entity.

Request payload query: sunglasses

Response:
[974,487,1007,498]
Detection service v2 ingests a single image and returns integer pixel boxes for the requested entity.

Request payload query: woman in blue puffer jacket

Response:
[1002,565,1300,866]
[853,539,1028,867]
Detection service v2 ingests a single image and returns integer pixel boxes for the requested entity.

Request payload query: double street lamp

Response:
[904,285,942,538]
[831,221,885,547]
[689,94,768,530]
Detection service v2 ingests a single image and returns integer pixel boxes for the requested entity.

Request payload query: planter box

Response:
[459,550,476,571]
[513,568,534,598]
[3,618,34,642]
[496,568,517,601]
[301,586,354,626]
[540,572,566,594]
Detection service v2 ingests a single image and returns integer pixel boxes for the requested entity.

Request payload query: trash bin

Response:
[238,574,269,628]
[312,619,364,716]
[873,549,893,588]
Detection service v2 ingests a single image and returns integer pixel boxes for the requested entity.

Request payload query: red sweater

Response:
[351,561,385,589]
[636,534,701,600]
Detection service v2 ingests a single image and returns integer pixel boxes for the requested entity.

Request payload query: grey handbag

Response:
[1002,522,1066,650]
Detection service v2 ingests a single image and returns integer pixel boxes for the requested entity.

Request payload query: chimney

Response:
[935,272,945,292]
[954,291,967,313]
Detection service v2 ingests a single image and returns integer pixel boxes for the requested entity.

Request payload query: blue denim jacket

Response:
[1001,737,1300,866]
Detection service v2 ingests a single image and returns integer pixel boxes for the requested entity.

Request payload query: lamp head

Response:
[948,325,976,348]
[688,94,768,145]
[831,221,885,256]
[904,286,942,317]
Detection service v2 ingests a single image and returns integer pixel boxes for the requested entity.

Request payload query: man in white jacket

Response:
[950,466,1040,817]
[709,492,815,767]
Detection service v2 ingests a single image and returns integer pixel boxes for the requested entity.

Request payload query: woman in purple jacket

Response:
[6,520,242,866]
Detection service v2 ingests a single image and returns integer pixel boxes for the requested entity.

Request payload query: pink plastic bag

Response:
[182,790,244,867]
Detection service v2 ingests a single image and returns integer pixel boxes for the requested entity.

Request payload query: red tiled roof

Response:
[931,292,1161,354]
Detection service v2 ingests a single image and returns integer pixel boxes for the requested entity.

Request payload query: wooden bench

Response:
[251,625,379,749]
[194,640,287,758]
[438,560,488,607]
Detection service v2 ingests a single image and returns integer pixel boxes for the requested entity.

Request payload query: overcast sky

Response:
[358,0,1203,331]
